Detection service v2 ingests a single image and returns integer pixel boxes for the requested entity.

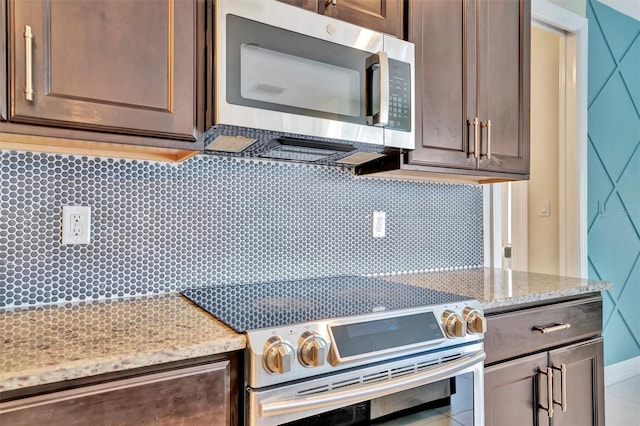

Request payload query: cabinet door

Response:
[406,0,477,171]
[549,338,605,426]
[1,0,6,120]
[0,362,231,426]
[477,0,530,174]
[277,0,319,12]
[484,352,548,426]
[320,0,404,38]
[9,0,198,141]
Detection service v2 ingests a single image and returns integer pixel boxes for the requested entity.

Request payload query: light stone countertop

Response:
[379,267,612,311]
[0,293,245,393]
[0,269,611,395]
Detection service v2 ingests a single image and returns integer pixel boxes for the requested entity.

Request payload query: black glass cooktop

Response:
[182,276,471,332]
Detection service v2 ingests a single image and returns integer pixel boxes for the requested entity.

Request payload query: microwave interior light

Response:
[336,152,385,166]
[205,135,258,153]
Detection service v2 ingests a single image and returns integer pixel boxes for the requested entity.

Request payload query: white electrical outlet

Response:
[372,211,386,238]
[62,206,91,245]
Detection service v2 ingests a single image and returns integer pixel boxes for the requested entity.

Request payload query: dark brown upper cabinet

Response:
[278,0,404,38]
[407,0,530,180]
[277,0,319,12]
[3,0,204,159]
[1,0,7,121]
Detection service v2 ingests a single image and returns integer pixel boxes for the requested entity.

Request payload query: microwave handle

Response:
[365,51,389,127]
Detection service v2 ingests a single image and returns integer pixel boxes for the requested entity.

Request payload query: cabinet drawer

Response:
[484,296,602,364]
[0,362,230,426]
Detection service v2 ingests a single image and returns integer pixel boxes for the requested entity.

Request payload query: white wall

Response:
[528,27,561,275]
[547,0,587,16]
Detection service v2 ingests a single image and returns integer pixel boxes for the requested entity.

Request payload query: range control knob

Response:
[263,337,295,374]
[298,332,328,367]
[463,307,487,334]
[442,310,465,338]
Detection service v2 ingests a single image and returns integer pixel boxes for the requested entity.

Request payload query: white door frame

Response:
[483,0,588,278]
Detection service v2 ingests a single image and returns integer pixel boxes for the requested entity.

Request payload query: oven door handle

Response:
[260,350,485,418]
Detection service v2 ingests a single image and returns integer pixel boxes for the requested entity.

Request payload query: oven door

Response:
[214,0,414,150]
[247,345,485,426]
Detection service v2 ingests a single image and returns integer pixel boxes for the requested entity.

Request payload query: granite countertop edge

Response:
[480,281,611,310]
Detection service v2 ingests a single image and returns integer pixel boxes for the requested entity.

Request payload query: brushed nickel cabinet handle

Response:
[539,367,554,418]
[468,117,479,159]
[24,25,34,102]
[533,323,571,334]
[481,119,492,159]
[319,0,336,13]
[553,363,567,412]
[365,51,389,127]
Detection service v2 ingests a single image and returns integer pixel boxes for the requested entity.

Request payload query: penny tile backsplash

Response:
[0,151,483,308]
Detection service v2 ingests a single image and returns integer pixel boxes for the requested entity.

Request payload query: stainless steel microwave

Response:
[207,0,415,164]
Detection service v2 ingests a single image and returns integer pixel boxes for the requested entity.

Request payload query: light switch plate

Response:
[62,206,91,245]
[539,200,550,217]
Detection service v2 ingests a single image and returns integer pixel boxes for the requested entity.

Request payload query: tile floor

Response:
[606,375,640,426]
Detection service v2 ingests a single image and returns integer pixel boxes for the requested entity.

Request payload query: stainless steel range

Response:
[183,276,486,426]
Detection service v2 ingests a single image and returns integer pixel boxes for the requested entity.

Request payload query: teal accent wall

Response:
[587,0,640,366]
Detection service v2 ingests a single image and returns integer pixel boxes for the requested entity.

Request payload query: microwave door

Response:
[215,0,386,146]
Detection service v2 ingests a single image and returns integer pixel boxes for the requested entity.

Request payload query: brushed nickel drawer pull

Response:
[533,323,571,334]
[552,363,567,412]
[24,25,34,102]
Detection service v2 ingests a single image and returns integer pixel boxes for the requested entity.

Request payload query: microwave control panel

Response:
[387,59,412,132]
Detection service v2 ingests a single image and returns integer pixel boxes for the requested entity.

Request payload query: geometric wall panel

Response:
[588,73,640,179]
[588,0,640,366]
[616,146,640,230]
[588,196,640,300]
[620,37,640,107]
[603,311,640,365]
[588,12,618,105]
[592,0,640,60]
[587,142,615,226]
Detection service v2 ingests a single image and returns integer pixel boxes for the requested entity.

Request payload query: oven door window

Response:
[225,14,376,125]
[375,373,475,426]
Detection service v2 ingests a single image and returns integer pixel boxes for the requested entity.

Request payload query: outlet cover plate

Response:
[62,206,91,245]
[372,211,386,238]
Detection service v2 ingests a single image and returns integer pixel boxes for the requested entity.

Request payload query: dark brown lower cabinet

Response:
[485,338,604,426]
[485,352,548,425]
[484,294,605,426]
[0,361,233,426]
[549,339,605,426]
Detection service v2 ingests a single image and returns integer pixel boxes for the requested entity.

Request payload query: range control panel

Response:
[246,300,485,389]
